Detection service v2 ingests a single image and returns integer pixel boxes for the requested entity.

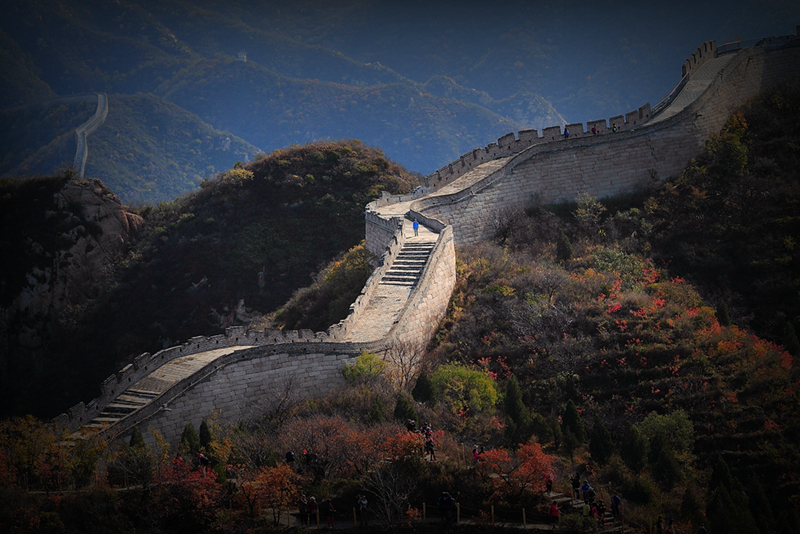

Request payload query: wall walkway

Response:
[59,31,799,445]
[73,93,108,179]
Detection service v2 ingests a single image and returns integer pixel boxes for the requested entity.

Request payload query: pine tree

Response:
[588,419,614,465]
[620,422,647,472]
[706,454,759,534]
[561,400,586,442]
[129,426,145,449]
[179,422,201,456]
[561,429,580,461]
[716,300,732,326]
[369,396,387,423]
[411,372,437,405]
[199,420,212,450]
[746,474,775,534]
[556,230,573,262]
[393,394,418,424]
[680,487,705,528]
[649,434,682,490]
[503,375,534,447]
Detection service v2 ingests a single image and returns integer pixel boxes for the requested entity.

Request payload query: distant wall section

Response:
[412,35,800,246]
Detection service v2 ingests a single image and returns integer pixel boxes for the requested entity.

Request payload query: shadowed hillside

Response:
[0,140,418,418]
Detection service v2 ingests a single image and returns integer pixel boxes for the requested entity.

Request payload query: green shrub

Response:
[343,351,386,385]
[430,363,498,414]
[393,394,418,423]
[623,475,655,505]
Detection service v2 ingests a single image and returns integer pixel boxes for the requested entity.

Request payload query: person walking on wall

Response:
[611,492,621,521]
[564,128,570,139]
[413,218,419,237]
[299,493,309,525]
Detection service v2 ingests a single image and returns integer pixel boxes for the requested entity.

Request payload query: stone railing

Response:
[418,103,652,197]
[54,209,415,434]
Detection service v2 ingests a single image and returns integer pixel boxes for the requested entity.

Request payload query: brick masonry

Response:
[60,32,799,446]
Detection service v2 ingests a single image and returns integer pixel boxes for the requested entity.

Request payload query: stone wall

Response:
[390,226,456,346]
[55,201,444,443]
[419,103,652,196]
[364,210,403,260]
[411,35,800,247]
[73,93,108,179]
[113,340,383,445]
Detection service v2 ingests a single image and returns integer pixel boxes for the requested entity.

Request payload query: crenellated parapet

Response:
[405,32,800,249]
[420,103,653,197]
[55,207,430,438]
[682,41,717,78]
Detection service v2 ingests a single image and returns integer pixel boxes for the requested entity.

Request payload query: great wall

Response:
[55,30,800,445]
[73,93,108,179]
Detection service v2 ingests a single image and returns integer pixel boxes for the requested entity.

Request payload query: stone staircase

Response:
[380,241,435,286]
[71,347,249,437]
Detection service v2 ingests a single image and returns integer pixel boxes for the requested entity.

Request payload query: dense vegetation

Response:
[0,140,417,418]
[1,85,800,533]
[0,99,94,176]
[0,94,259,204]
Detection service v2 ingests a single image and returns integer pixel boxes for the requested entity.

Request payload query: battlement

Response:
[421,103,652,195]
[54,207,440,437]
[56,31,800,445]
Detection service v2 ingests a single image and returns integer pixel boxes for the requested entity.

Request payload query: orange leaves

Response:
[235,464,299,520]
[477,443,556,503]
[154,457,222,519]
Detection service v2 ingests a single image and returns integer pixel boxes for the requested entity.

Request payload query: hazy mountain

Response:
[0,94,259,204]
[4,0,794,197]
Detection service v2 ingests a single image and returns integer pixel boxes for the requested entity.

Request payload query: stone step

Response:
[389,266,424,273]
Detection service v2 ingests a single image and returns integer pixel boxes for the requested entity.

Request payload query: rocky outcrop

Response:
[4,178,143,350]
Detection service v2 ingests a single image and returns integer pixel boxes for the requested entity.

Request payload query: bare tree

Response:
[490,206,526,246]
[362,456,425,523]
[247,373,304,432]
[382,339,426,390]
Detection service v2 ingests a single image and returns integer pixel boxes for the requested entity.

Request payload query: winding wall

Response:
[59,31,799,445]
[73,93,108,179]
[395,32,800,247]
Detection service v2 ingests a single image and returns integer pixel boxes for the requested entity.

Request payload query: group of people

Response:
[297,494,337,528]
[566,471,622,526]
[437,491,457,522]
[406,419,437,461]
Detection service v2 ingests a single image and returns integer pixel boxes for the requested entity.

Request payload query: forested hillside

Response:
[0,94,259,203]
[0,84,799,534]
[0,0,560,190]
[0,140,417,419]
